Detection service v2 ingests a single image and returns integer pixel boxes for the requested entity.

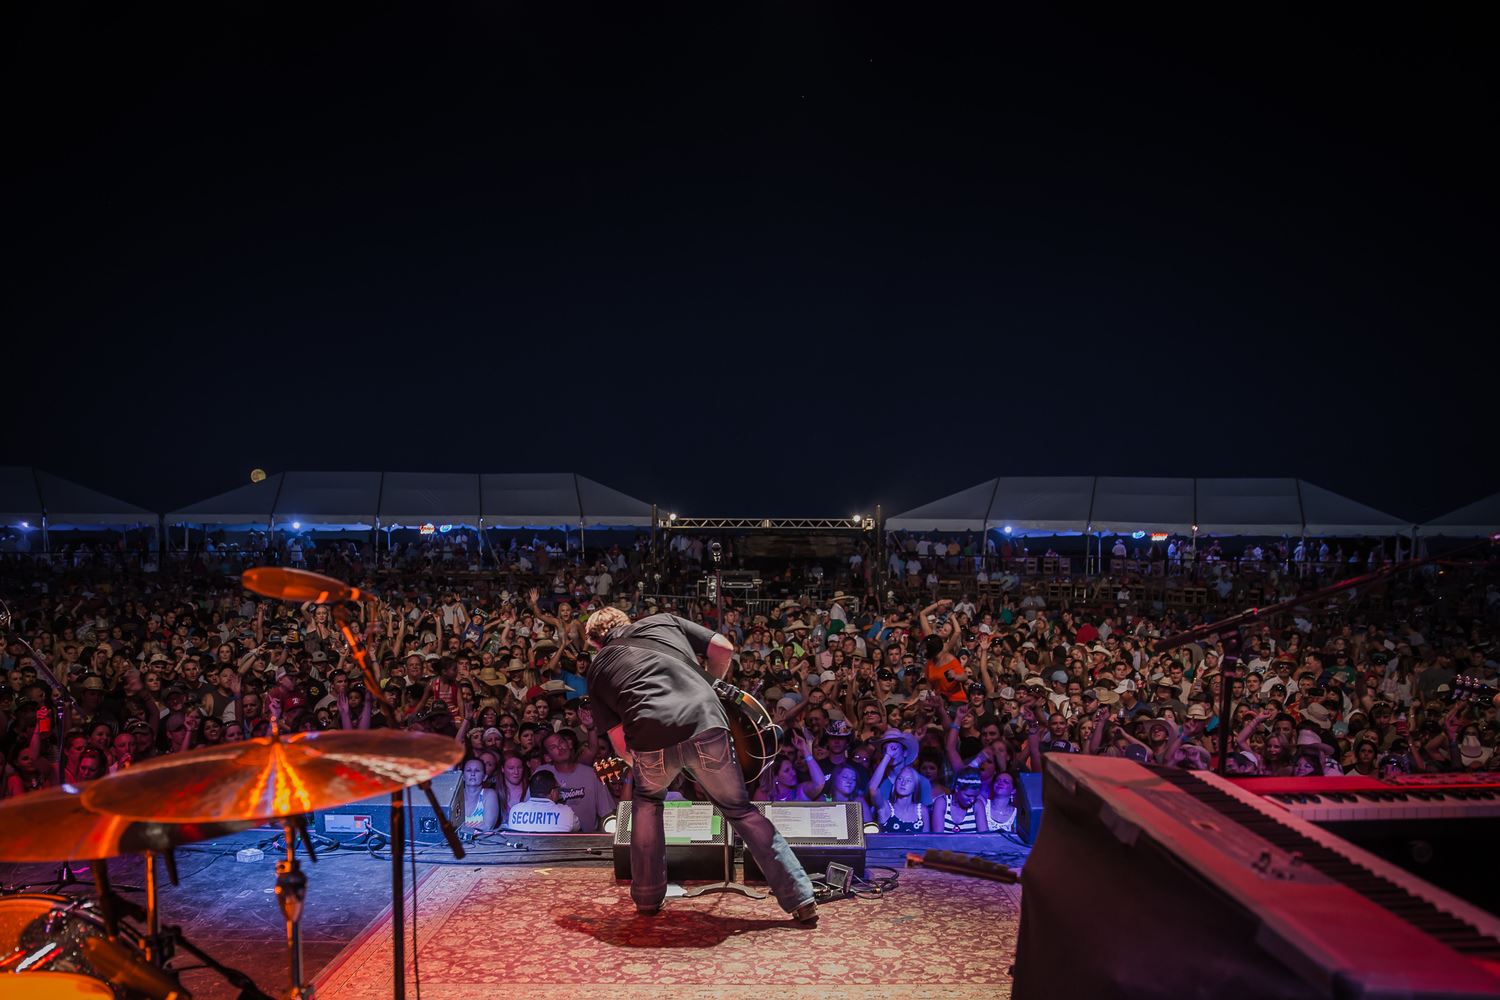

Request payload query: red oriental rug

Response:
[316,865,1020,1000]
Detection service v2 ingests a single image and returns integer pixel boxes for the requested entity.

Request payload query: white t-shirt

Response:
[506,795,580,833]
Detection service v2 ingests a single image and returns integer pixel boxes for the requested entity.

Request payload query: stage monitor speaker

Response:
[742,802,866,881]
[1015,771,1044,844]
[611,801,729,882]
[315,771,461,842]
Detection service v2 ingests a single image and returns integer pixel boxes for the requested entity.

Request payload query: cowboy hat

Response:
[876,729,920,764]
[1295,729,1333,755]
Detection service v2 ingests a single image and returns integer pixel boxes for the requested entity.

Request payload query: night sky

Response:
[3,6,1494,521]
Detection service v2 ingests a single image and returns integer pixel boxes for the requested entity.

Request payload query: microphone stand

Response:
[1,597,76,787]
[333,604,466,1000]
[683,543,764,901]
[1152,545,1476,776]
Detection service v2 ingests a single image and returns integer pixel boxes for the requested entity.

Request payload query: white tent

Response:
[889,476,1413,537]
[1090,477,1195,534]
[168,472,652,529]
[379,472,482,527]
[1419,492,1500,538]
[0,466,155,528]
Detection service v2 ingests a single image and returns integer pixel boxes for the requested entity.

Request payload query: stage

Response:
[1,829,1027,999]
[315,863,1021,1000]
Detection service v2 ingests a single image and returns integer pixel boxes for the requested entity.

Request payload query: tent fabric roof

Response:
[0,466,155,526]
[1419,492,1500,538]
[168,472,652,528]
[889,477,1414,536]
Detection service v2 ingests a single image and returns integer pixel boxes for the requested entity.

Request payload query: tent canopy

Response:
[0,466,155,527]
[889,476,1414,537]
[168,472,652,529]
[1420,492,1500,538]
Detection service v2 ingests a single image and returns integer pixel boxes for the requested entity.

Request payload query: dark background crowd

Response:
[2,531,1497,838]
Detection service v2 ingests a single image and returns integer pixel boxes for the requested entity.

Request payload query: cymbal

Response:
[0,785,256,862]
[80,730,463,824]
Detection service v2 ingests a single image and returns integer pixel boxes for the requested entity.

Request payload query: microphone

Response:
[241,567,371,604]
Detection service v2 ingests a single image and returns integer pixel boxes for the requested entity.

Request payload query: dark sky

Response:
[3,5,1494,521]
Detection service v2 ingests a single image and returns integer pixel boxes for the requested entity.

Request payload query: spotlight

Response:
[668,512,678,522]
[1002,525,1013,535]
[853,514,862,524]
[1191,524,1199,533]
[19,521,28,529]
[291,521,302,530]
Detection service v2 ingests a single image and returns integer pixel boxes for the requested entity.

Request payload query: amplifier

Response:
[315,771,461,842]
[611,801,729,882]
[742,802,866,881]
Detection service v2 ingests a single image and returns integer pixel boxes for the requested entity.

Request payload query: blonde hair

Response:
[584,606,631,645]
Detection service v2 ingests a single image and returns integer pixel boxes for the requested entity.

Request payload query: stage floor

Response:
[2,830,1025,999]
[317,865,1021,1000]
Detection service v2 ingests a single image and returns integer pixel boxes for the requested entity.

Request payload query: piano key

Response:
[1195,769,1500,951]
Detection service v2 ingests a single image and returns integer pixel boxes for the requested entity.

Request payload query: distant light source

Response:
[250,468,267,484]
[19,521,29,529]
[668,512,678,522]
[438,524,453,534]
[852,513,862,524]
[1191,524,1200,533]
[1132,531,1146,539]
[1150,533,1169,542]
[419,523,436,535]
[1002,525,1013,535]
[291,521,301,530]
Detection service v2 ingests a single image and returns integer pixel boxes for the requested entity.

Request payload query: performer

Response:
[581,606,817,924]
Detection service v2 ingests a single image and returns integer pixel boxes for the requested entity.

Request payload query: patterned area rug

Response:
[317,865,1019,1000]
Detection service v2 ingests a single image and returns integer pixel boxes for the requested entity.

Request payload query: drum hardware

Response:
[3,569,466,1000]
[237,567,468,1000]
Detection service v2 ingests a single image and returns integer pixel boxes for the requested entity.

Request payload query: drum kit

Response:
[0,569,467,1000]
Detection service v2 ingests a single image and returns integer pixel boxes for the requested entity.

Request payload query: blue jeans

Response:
[630,726,813,914]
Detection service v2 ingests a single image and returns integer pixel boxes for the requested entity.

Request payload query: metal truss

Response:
[660,517,875,532]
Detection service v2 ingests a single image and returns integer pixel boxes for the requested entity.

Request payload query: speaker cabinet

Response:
[611,801,729,882]
[315,770,461,841]
[742,801,867,881]
[1016,771,1045,844]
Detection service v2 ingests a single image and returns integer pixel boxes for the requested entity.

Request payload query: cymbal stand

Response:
[274,815,316,999]
[332,604,465,1000]
[147,847,274,1000]
[158,924,274,1000]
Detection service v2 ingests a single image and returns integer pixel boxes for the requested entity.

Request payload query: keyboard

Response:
[1035,755,1500,998]
[1233,775,1500,823]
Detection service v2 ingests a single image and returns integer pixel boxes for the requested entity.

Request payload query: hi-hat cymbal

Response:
[80,730,463,824]
[0,785,256,862]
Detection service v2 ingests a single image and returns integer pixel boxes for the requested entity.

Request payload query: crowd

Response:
[2,545,1497,842]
